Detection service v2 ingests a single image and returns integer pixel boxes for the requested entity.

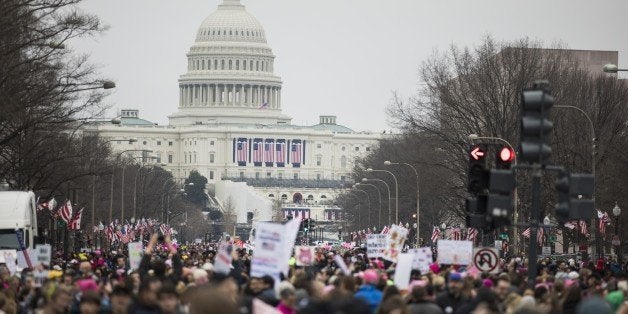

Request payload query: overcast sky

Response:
[73,0,628,132]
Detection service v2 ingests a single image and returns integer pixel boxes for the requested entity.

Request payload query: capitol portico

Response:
[84,0,386,226]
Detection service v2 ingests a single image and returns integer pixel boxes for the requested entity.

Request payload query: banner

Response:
[0,250,17,275]
[437,240,473,265]
[128,242,143,270]
[366,234,387,259]
[383,224,409,262]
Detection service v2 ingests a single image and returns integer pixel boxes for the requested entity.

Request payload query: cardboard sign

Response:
[437,240,473,265]
[295,246,315,266]
[128,242,143,270]
[366,234,387,259]
[383,224,409,262]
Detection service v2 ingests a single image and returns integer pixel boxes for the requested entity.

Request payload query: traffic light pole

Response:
[528,168,542,287]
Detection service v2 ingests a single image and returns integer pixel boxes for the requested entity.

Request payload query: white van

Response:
[0,191,38,250]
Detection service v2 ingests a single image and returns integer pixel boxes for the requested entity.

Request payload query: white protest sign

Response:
[366,234,387,259]
[437,240,473,265]
[334,255,351,275]
[408,247,433,274]
[251,221,293,282]
[214,240,234,274]
[383,224,409,262]
[295,246,315,266]
[393,253,414,290]
[0,250,17,275]
[34,244,51,266]
[280,219,301,276]
[127,242,143,270]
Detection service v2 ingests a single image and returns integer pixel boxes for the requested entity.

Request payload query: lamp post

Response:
[384,160,420,249]
[119,150,153,222]
[366,168,399,224]
[613,202,622,266]
[352,185,372,227]
[467,134,519,252]
[603,63,628,73]
[131,160,162,220]
[440,223,447,240]
[362,178,391,226]
[356,183,383,228]
[543,216,551,250]
[109,149,151,223]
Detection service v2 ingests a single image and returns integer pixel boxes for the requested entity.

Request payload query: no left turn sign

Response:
[473,247,499,274]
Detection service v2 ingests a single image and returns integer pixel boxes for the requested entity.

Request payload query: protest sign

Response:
[0,250,17,274]
[334,255,351,275]
[408,247,433,274]
[251,220,299,282]
[437,240,473,265]
[128,242,143,270]
[34,244,51,267]
[17,249,34,269]
[295,246,315,266]
[393,253,414,290]
[366,234,387,259]
[383,224,409,262]
[214,240,234,274]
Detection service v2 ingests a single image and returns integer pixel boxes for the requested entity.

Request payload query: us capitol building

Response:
[84,0,385,228]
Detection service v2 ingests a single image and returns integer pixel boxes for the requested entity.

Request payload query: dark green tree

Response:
[184,170,209,206]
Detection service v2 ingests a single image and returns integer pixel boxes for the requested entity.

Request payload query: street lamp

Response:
[440,223,447,239]
[351,186,372,227]
[356,183,383,228]
[613,202,622,265]
[120,150,153,222]
[384,160,421,249]
[603,63,628,73]
[109,148,151,223]
[71,81,116,93]
[362,178,391,225]
[366,168,399,224]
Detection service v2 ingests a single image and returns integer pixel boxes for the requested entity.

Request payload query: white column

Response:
[278,87,281,108]
[179,86,183,107]
[214,84,219,106]
[249,85,253,107]
[239,85,244,106]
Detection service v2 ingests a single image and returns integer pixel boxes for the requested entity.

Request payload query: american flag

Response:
[380,226,390,234]
[537,227,545,244]
[276,142,286,163]
[160,224,172,236]
[264,142,274,163]
[467,227,478,242]
[252,142,263,163]
[37,197,57,212]
[291,142,302,164]
[449,228,461,241]
[579,220,588,235]
[68,208,83,230]
[236,141,248,163]
[59,200,73,224]
[431,226,441,243]
[522,227,531,238]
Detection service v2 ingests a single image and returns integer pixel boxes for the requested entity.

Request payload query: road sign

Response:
[542,246,551,255]
[473,247,499,274]
[470,147,486,160]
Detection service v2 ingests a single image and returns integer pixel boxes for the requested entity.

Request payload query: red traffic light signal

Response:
[499,147,515,163]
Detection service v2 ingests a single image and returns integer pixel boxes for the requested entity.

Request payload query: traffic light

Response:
[466,145,489,229]
[554,171,595,223]
[520,82,554,165]
[496,146,516,169]
[468,145,489,195]
[486,169,516,228]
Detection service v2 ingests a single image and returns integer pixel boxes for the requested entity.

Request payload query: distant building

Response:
[84,0,385,227]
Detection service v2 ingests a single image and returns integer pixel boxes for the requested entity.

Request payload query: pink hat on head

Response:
[482,279,493,288]
[361,269,379,285]
[429,263,440,274]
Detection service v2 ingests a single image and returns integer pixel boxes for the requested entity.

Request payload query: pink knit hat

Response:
[361,269,379,284]
[429,263,440,274]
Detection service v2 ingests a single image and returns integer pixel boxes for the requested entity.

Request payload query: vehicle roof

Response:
[0,191,36,229]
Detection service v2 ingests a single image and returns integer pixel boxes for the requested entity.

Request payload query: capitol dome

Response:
[195,0,267,44]
[169,0,290,126]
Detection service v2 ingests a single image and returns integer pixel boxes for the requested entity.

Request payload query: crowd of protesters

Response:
[0,233,626,314]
